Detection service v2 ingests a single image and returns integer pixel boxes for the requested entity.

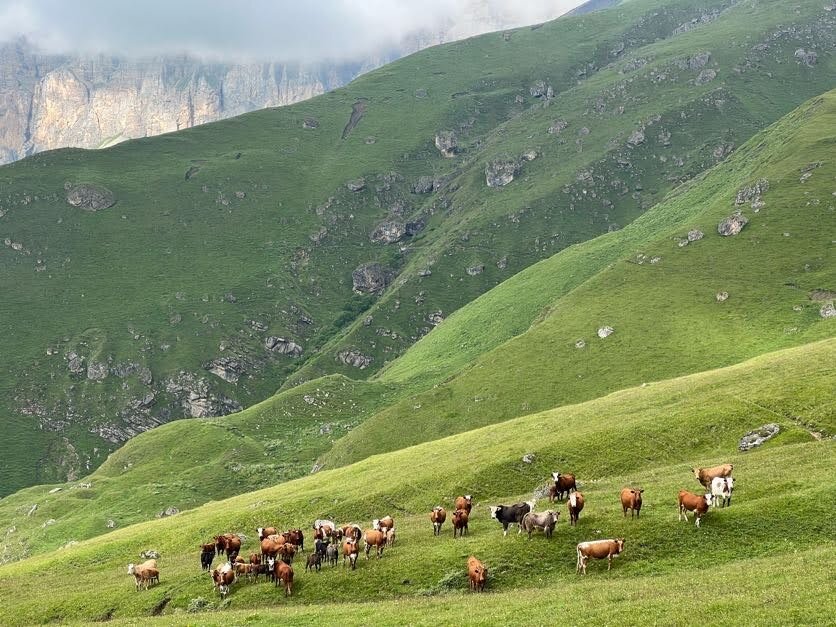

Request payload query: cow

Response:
[452,509,469,538]
[215,533,241,561]
[692,463,733,488]
[200,542,216,571]
[576,539,625,574]
[326,542,339,567]
[430,506,447,536]
[234,561,254,581]
[314,538,328,559]
[455,495,473,514]
[285,528,305,553]
[279,542,297,564]
[385,527,396,547]
[260,534,286,561]
[710,476,734,508]
[520,510,559,539]
[489,501,533,536]
[363,529,387,559]
[568,492,585,527]
[550,472,577,502]
[372,516,394,533]
[467,556,487,592]
[249,553,261,565]
[342,538,359,570]
[257,526,278,541]
[211,562,236,596]
[678,490,711,527]
[340,524,363,541]
[305,551,322,572]
[275,560,294,596]
[313,519,336,541]
[620,488,643,519]
[127,560,159,591]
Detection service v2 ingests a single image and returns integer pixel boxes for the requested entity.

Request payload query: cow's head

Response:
[372,519,380,530]
[552,472,560,482]
[127,563,135,575]
[257,527,264,539]
[464,495,472,502]
[489,506,501,519]
[616,538,625,553]
[703,493,712,506]
[691,467,701,480]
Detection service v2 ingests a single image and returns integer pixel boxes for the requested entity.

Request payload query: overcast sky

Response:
[0,0,584,62]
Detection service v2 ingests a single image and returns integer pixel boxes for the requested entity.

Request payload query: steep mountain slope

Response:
[325,86,836,467]
[1,0,833,496]
[0,338,832,624]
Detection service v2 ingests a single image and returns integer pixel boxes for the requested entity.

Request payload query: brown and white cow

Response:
[620,488,643,519]
[692,463,733,488]
[372,516,394,533]
[279,542,297,564]
[257,526,278,541]
[342,538,359,570]
[678,490,711,527]
[576,539,625,574]
[363,529,387,559]
[452,509,469,538]
[711,476,735,508]
[211,562,236,596]
[284,528,305,552]
[260,534,286,561]
[340,524,363,542]
[430,506,447,536]
[568,492,585,527]
[455,495,473,514]
[467,556,487,592]
[550,472,577,502]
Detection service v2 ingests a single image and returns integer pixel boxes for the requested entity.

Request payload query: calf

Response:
[620,488,643,519]
[678,490,711,527]
[489,501,533,536]
[692,463,733,488]
[363,529,387,559]
[568,492,585,527]
[455,495,473,514]
[576,539,625,574]
[452,509,469,538]
[467,556,487,592]
[285,528,305,552]
[372,516,394,533]
[342,538,359,570]
[274,560,294,596]
[305,551,322,572]
[326,542,339,567]
[711,476,734,508]
[211,562,236,596]
[385,527,396,547]
[200,543,216,571]
[127,561,159,591]
[550,472,577,502]
[520,510,559,539]
[314,538,328,558]
[430,506,447,536]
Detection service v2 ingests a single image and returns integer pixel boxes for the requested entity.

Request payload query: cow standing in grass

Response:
[430,506,447,536]
[576,539,625,575]
[620,488,643,519]
[678,490,711,527]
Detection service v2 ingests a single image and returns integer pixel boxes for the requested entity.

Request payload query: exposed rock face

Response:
[265,336,304,356]
[370,220,406,244]
[206,357,245,383]
[66,184,116,211]
[466,264,485,276]
[794,48,818,67]
[627,129,645,146]
[718,213,749,236]
[548,119,568,134]
[413,176,435,194]
[66,352,85,375]
[434,131,458,157]
[337,349,373,369]
[529,80,554,99]
[485,158,520,187]
[735,178,769,206]
[157,507,179,518]
[302,118,319,129]
[346,178,366,192]
[695,68,717,84]
[86,362,108,381]
[352,263,394,294]
[739,423,780,451]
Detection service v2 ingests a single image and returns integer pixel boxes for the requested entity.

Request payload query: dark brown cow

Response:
[678,490,711,527]
[279,542,297,564]
[692,463,733,488]
[455,495,473,514]
[550,472,577,502]
[430,506,447,536]
[452,509,469,538]
[200,542,216,571]
[576,539,625,574]
[620,488,643,519]
[568,492,585,527]
[467,556,487,592]
[214,533,241,560]
[284,528,305,552]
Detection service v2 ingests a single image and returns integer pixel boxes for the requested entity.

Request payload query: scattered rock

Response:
[206,357,245,383]
[234,191,246,199]
[716,291,729,302]
[597,326,614,339]
[687,229,704,242]
[141,550,161,559]
[735,178,769,206]
[346,178,366,192]
[264,337,303,356]
[427,311,444,326]
[66,184,116,211]
[414,88,428,99]
[405,219,426,236]
[352,263,394,294]
[575,339,586,349]
[794,48,818,67]
[466,264,485,276]
[418,268,432,277]
[695,68,717,84]
[485,157,521,187]
[365,136,377,145]
[522,453,535,464]
[302,117,319,129]
[337,349,373,369]
[106,519,116,528]
[157,507,179,518]
[223,292,237,303]
[627,129,645,146]
[717,213,749,236]
[739,423,780,451]
[412,176,435,194]
[434,131,458,157]
[548,119,568,134]
[497,256,508,270]
[820,302,836,319]
[370,220,406,244]
[529,80,553,99]
[66,352,85,375]
[521,149,538,162]
[26,504,37,517]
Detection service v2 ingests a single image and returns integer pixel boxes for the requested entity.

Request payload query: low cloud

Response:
[0,0,584,62]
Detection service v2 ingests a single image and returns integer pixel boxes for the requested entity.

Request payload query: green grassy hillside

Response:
[0,338,832,624]
[324,86,836,468]
[2,0,835,493]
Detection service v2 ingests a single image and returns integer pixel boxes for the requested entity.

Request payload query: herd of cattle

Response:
[126,464,736,595]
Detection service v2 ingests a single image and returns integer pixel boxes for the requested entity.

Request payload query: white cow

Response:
[710,476,734,508]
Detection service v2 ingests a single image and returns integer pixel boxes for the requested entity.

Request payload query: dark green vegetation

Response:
[0,339,832,624]
[1,0,834,496]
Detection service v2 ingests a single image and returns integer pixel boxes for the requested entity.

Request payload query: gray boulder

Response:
[794,48,817,67]
[434,131,458,157]
[352,263,394,294]
[141,550,160,559]
[466,264,485,276]
[302,118,319,129]
[739,423,780,451]
[548,119,568,134]
[485,158,521,187]
[627,129,645,146]
[66,184,116,211]
[735,179,769,205]
[206,357,244,383]
[86,362,108,381]
[695,69,717,84]
[346,178,366,192]
[66,352,85,375]
[716,291,729,302]
[820,302,836,319]
[413,176,435,194]
[597,326,614,338]
[370,220,406,244]
[265,337,303,356]
[337,349,373,369]
[718,213,749,236]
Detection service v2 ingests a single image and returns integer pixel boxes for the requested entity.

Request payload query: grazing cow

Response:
[678,490,712,527]
[576,539,625,574]
[200,543,216,571]
[520,510,559,539]
[342,538,359,570]
[257,526,278,541]
[279,542,297,564]
[127,560,159,591]
[363,529,387,559]
[692,463,733,488]
[305,551,322,572]
[215,533,242,561]
[211,562,236,596]
[372,516,394,533]
[467,556,487,592]
[326,542,339,567]
[550,472,577,502]
[430,506,447,536]
[568,492,585,527]
[620,488,643,519]
[452,509,469,538]
[285,528,305,552]
[385,527,396,547]
[455,495,473,514]
[711,477,735,508]
[489,501,533,536]
[275,560,294,596]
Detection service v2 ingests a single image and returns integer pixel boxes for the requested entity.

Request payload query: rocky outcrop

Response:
[413,176,436,194]
[206,357,245,383]
[346,178,366,192]
[352,263,394,294]
[434,131,458,157]
[86,362,108,381]
[466,264,485,276]
[485,157,521,187]
[739,423,780,451]
[264,336,303,356]
[793,48,818,67]
[370,221,406,244]
[66,184,116,211]
[337,349,373,369]
[735,179,768,207]
[718,213,748,236]
[548,119,568,134]
[820,302,836,319]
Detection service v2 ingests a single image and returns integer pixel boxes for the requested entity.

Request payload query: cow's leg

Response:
[696,515,701,528]
[503,524,508,537]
